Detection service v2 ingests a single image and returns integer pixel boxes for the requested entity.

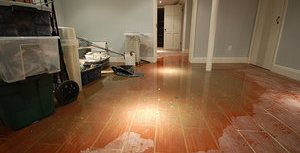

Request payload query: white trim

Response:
[190,57,248,64]
[272,64,300,81]
[248,0,289,68]
[206,0,219,71]
[153,0,158,63]
[271,0,289,69]
[248,0,261,64]
[110,57,124,63]
[188,0,198,63]
[182,0,188,51]
[190,57,203,63]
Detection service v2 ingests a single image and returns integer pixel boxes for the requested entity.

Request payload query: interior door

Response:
[164,5,182,50]
[249,0,286,69]
[157,8,165,47]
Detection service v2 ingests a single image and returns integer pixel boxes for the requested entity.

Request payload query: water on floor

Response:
[0,52,300,153]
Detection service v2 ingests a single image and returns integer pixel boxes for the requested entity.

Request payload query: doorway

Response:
[157,8,164,48]
[155,0,193,60]
[163,4,182,50]
[249,0,287,70]
[156,0,184,53]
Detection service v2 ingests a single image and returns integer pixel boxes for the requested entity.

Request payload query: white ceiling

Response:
[158,0,181,6]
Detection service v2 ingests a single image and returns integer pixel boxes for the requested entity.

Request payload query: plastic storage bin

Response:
[0,74,55,130]
[0,36,60,83]
[124,33,141,63]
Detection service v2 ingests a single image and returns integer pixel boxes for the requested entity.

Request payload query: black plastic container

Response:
[0,74,55,130]
[81,65,102,85]
[0,5,51,36]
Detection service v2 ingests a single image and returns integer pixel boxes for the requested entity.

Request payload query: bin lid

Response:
[60,39,79,46]
[0,36,60,41]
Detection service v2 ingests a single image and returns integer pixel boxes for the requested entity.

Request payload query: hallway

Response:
[1,53,300,153]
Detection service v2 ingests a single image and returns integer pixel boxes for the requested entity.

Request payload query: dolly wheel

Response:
[55,80,79,105]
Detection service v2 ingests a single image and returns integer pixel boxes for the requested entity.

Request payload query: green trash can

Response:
[0,74,55,130]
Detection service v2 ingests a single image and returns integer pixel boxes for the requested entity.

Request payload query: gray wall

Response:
[184,0,192,49]
[58,0,154,57]
[194,0,257,57]
[54,0,64,26]
[194,0,211,57]
[275,0,300,70]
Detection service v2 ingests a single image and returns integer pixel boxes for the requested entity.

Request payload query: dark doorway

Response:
[157,8,164,48]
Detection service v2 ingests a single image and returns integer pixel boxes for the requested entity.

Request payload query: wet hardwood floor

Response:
[0,52,300,153]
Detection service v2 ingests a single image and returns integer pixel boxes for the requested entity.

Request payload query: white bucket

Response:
[59,27,82,90]
[125,52,136,66]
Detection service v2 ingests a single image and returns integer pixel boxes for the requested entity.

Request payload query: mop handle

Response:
[77,37,125,57]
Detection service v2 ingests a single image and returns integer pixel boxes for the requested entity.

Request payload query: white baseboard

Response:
[272,64,300,81]
[189,57,203,63]
[189,57,248,64]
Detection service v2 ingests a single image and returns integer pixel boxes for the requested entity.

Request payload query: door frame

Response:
[153,0,157,62]
[188,0,198,62]
[154,0,190,60]
[182,0,188,52]
[157,7,165,48]
[271,0,289,68]
[248,0,289,70]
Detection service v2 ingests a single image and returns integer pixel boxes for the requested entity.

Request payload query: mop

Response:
[77,37,144,77]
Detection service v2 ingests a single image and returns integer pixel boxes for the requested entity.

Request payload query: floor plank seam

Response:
[236,130,265,133]
[201,111,220,150]
[217,105,258,153]
[257,123,290,153]
[177,105,189,153]
[120,100,139,153]
[264,109,300,137]
[90,108,116,149]
[236,129,257,153]
[154,97,159,153]
[23,123,59,153]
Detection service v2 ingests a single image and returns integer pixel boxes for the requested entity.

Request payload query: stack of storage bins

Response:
[0,2,60,130]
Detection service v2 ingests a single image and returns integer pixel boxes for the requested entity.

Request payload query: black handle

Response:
[276,16,281,24]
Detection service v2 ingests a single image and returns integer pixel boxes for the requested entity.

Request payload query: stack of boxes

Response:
[0,2,57,130]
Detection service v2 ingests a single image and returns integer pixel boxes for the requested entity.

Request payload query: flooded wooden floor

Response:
[0,52,300,153]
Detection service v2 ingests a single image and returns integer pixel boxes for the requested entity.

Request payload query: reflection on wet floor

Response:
[0,52,300,153]
[82,132,154,153]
